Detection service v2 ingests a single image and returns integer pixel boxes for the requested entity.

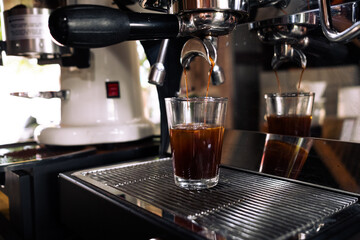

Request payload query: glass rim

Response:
[165,97,228,102]
[264,92,315,99]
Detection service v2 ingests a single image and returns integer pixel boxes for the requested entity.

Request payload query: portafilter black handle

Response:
[48,4,180,48]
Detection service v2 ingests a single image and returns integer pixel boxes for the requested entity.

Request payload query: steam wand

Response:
[148,39,170,86]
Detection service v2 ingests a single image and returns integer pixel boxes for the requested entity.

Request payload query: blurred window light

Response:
[0,55,61,144]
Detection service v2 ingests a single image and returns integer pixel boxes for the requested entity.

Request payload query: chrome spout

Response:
[211,65,225,86]
[181,37,217,68]
[180,37,225,85]
[271,42,307,69]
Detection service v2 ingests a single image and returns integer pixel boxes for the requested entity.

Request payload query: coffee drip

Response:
[274,66,306,94]
[182,56,216,127]
[183,57,215,99]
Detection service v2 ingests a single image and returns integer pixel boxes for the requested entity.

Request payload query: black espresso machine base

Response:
[0,137,159,240]
[59,158,360,240]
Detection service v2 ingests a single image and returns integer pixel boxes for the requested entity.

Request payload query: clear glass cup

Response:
[264,92,315,137]
[165,97,228,190]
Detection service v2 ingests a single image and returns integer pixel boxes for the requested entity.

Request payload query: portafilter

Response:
[48,0,253,86]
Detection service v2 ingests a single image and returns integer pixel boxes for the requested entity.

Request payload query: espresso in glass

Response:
[264,92,315,137]
[170,123,224,180]
[262,92,315,179]
[267,115,312,137]
[165,97,228,190]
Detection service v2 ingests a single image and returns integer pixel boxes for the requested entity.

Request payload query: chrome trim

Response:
[318,0,360,42]
[172,0,249,13]
[179,11,241,36]
[3,7,62,57]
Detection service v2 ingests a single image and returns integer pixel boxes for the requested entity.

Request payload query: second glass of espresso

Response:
[264,92,315,137]
[165,97,228,190]
[261,92,315,179]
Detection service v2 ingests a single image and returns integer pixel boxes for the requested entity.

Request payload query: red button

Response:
[106,81,120,98]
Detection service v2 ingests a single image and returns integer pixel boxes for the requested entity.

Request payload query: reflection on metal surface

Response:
[72,157,358,239]
[260,134,313,179]
[0,191,9,220]
[220,130,360,195]
[137,199,163,217]
[0,143,95,169]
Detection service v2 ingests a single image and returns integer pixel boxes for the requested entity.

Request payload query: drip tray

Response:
[72,158,358,240]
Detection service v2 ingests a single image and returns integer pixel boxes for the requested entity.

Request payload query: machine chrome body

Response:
[249,1,360,69]
[3,7,62,59]
[318,0,360,42]
[146,0,253,86]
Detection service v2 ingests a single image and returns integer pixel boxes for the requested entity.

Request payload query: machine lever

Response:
[48,4,180,48]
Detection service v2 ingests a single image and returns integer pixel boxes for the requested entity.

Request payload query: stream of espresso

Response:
[206,57,215,98]
[183,57,215,99]
[182,57,216,125]
[274,70,281,94]
[274,67,306,94]
[298,67,305,92]
[183,68,189,99]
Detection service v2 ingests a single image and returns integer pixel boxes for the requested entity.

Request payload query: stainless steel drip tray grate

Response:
[72,158,358,240]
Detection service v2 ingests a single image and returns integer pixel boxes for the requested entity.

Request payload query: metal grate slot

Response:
[74,158,358,240]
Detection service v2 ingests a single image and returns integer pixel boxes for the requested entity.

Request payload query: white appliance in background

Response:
[35,41,155,145]
[3,0,154,145]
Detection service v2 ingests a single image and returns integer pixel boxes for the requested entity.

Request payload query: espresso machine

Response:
[47,0,360,154]
[44,1,360,240]
[47,0,248,154]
